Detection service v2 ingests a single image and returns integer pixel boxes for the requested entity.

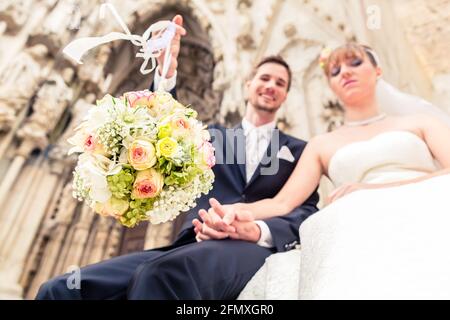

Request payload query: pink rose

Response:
[84,134,108,156]
[124,90,155,108]
[94,197,129,218]
[131,169,164,199]
[128,138,157,170]
[171,114,190,129]
[198,141,216,169]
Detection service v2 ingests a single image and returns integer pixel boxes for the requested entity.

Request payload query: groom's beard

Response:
[253,103,281,114]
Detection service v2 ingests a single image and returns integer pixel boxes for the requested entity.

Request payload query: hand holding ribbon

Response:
[62,3,186,91]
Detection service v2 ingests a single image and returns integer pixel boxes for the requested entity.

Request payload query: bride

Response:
[204,43,450,299]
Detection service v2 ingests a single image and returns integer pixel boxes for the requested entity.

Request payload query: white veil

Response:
[362,47,450,127]
[376,80,450,127]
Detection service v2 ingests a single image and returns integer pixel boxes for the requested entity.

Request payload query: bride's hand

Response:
[208,198,252,225]
[327,183,372,204]
[193,202,238,241]
[193,218,230,242]
[198,204,237,234]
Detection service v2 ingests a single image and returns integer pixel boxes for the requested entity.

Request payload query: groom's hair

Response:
[248,55,292,91]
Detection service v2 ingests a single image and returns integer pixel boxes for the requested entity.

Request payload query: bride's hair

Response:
[322,43,379,77]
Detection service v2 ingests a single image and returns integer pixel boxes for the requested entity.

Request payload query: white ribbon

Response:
[62,3,175,91]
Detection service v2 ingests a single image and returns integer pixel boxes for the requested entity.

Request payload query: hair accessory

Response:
[319,47,333,69]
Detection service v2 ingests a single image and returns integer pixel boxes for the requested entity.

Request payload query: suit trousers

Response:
[36,239,273,300]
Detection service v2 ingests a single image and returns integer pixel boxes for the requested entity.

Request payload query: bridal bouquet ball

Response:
[68,90,215,227]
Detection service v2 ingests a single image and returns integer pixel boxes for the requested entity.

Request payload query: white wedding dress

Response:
[238,130,450,300]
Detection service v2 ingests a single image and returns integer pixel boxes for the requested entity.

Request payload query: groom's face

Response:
[246,63,289,114]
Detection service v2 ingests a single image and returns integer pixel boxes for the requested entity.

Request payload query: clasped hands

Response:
[192,198,261,243]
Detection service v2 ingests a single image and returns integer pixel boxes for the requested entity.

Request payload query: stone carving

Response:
[0,0,33,33]
[49,93,96,162]
[396,0,450,76]
[0,22,6,36]
[17,70,73,149]
[321,100,344,132]
[177,41,221,124]
[78,45,112,94]
[284,23,298,39]
[236,0,255,50]
[28,0,101,55]
[0,44,49,131]
[213,57,243,126]
[208,0,226,14]
[72,2,100,38]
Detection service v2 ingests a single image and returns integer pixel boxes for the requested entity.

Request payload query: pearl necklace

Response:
[344,113,387,127]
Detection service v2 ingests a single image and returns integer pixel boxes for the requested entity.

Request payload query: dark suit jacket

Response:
[174,124,319,252]
[150,83,319,252]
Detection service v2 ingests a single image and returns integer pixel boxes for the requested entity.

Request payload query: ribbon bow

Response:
[62,3,175,91]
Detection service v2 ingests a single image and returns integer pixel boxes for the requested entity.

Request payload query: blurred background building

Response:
[0,0,448,299]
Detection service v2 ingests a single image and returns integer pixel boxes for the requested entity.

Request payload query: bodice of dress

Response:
[328,131,439,187]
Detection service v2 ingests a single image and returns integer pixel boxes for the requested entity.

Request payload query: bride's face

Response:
[327,50,381,106]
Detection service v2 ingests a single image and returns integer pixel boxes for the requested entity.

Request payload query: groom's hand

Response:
[208,198,239,230]
[192,199,236,241]
[209,198,261,243]
[227,212,261,243]
[199,198,261,243]
[192,211,260,243]
[193,216,229,241]
[156,15,186,79]
[196,205,236,234]
[191,198,238,241]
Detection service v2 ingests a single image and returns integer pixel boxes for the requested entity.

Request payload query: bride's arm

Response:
[237,139,324,220]
[381,115,450,182]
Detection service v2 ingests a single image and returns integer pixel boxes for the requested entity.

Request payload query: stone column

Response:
[0,67,73,298]
[0,104,29,160]
[84,218,113,265]
[102,224,122,261]
[22,177,74,299]
[144,222,174,250]
[62,205,95,269]
[0,141,35,227]
[0,142,56,299]
[28,182,78,297]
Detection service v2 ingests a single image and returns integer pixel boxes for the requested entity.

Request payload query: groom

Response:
[36,15,318,300]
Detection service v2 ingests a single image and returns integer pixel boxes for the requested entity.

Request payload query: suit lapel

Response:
[245,129,289,190]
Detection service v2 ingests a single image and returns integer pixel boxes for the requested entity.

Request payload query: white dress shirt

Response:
[241,118,276,183]
[153,67,177,92]
[153,72,275,248]
[241,118,276,248]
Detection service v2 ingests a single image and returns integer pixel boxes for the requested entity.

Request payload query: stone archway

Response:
[103,5,222,255]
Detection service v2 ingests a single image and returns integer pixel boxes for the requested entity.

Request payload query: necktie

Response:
[246,128,262,182]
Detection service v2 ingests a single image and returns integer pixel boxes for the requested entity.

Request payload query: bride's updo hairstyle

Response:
[320,43,379,78]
